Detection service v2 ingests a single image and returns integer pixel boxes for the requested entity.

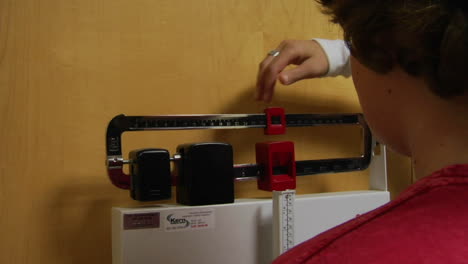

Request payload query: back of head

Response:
[317,0,468,98]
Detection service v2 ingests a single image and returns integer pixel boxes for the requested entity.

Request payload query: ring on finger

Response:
[268,49,281,57]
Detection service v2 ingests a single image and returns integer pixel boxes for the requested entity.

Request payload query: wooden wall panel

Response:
[0,0,411,263]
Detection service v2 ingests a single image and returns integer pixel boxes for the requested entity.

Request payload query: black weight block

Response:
[176,143,234,206]
[129,148,172,201]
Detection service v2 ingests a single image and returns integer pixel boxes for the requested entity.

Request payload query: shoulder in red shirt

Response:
[274,164,468,264]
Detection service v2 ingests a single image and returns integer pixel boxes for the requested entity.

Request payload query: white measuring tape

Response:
[273,189,296,258]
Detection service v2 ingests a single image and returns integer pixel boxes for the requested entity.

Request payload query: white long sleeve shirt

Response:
[313,38,351,78]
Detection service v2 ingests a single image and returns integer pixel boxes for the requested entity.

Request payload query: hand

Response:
[256,39,329,102]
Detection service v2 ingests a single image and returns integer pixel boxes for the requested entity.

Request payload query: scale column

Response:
[255,140,296,259]
[273,189,296,258]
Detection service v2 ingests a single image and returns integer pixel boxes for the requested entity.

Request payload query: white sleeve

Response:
[313,38,351,78]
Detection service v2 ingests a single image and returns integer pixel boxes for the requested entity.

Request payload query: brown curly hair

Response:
[317,0,468,97]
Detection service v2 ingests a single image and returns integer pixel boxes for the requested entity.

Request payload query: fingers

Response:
[256,41,298,102]
[278,65,310,85]
[255,56,276,101]
[256,40,328,102]
[279,58,327,85]
[256,44,283,101]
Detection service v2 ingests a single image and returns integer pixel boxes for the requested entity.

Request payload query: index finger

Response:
[257,45,299,102]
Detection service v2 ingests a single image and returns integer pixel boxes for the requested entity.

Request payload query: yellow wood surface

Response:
[0,0,411,263]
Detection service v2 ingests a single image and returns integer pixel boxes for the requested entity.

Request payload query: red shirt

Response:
[274,164,468,264]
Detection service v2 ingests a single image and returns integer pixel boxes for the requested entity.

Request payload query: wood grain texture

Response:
[0,0,411,263]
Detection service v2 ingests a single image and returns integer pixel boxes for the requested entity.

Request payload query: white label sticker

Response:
[163,209,215,232]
